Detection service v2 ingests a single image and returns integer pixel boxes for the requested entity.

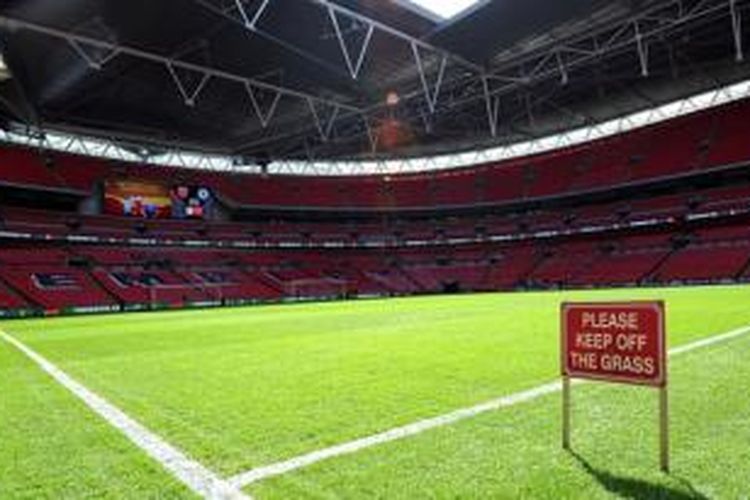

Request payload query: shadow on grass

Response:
[570,451,708,500]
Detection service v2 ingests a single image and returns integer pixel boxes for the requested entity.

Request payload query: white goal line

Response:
[0,330,250,500]
[227,323,750,489]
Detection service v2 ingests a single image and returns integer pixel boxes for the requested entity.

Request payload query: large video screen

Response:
[104,180,214,219]
[104,180,172,219]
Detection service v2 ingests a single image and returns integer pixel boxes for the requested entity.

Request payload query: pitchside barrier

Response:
[561,301,668,472]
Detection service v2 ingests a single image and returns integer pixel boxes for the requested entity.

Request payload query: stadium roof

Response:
[0,0,748,169]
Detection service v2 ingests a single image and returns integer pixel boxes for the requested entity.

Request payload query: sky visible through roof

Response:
[400,0,482,20]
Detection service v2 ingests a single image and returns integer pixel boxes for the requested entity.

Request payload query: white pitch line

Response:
[668,324,750,356]
[228,381,562,488]
[0,330,250,500]
[228,323,750,488]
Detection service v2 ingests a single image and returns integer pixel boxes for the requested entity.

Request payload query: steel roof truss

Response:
[66,39,120,70]
[234,0,272,31]
[307,98,340,141]
[634,22,650,77]
[482,76,501,138]
[166,62,212,106]
[412,42,448,114]
[245,82,282,128]
[730,0,744,61]
[327,7,375,79]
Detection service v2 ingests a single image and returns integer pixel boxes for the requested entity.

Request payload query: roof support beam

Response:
[212,0,745,157]
[412,42,447,114]
[361,115,378,153]
[214,0,723,146]
[194,0,353,80]
[0,15,361,113]
[307,98,340,141]
[166,62,212,106]
[327,7,375,79]
[427,0,733,117]
[730,0,744,61]
[634,22,650,77]
[556,51,569,85]
[234,0,272,31]
[245,83,282,128]
[345,0,731,140]
[482,76,500,138]
[67,39,121,70]
[306,0,486,74]
[2,0,739,162]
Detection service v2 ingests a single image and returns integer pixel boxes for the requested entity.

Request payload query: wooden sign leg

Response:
[562,376,571,450]
[659,385,669,472]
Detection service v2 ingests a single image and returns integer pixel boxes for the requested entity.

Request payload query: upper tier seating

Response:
[0,149,70,191]
[3,99,750,210]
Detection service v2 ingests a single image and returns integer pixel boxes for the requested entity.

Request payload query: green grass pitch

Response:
[1,285,750,498]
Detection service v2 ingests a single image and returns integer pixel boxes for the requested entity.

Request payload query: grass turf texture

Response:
[0,339,195,499]
[1,285,749,498]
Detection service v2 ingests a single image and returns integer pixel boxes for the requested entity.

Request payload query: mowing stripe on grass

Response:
[228,323,750,488]
[0,330,250,500]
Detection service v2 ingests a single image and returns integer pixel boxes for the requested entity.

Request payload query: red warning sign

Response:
[561,302,666,387]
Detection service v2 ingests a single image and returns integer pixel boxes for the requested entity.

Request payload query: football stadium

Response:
[1,1,749,498]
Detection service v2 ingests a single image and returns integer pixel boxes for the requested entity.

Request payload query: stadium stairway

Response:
[0,273,42,307]
[88,269,126,307]
[734,252,750,280]
[519,250,554,287]
[639,244,680,284]
[0,274,35,309]
[247,269,285,296]
[396,264,427,293]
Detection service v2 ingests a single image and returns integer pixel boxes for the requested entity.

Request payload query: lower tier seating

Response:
[3,220,750,313]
